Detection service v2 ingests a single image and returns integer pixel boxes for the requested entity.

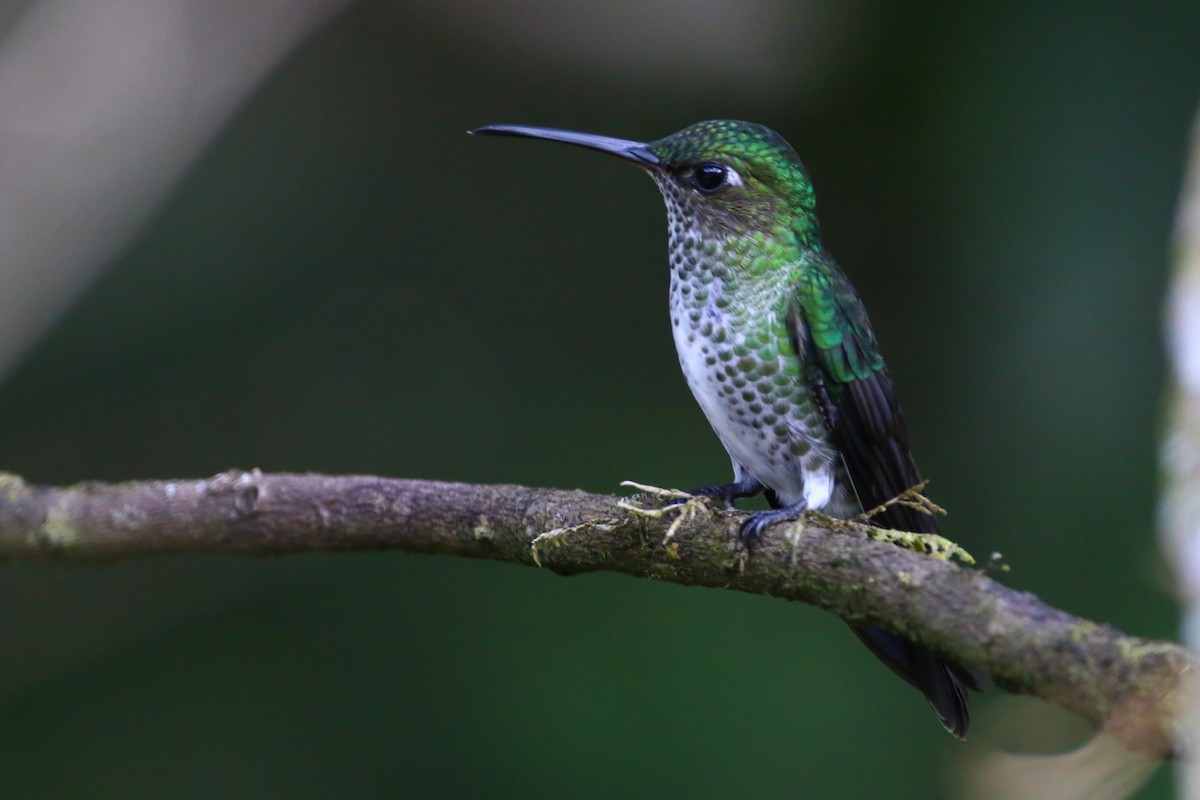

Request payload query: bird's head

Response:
[472,120,820,247]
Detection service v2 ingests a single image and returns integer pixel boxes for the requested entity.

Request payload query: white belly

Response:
[670,315,837,511]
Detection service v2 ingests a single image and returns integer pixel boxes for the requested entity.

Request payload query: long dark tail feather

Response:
[852,624,977,739]
[759,488,980,736]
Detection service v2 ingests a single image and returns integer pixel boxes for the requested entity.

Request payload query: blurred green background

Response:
[0,1,1197,797]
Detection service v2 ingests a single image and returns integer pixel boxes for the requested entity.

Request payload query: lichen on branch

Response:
[0,468,1189,757]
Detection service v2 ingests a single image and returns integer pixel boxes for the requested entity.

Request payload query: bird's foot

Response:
[685,476,764,509]
[737,501,809,547]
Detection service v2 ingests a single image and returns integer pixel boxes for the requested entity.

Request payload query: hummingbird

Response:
[471,120,980,737]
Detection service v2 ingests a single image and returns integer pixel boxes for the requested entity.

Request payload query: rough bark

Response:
[0,469,1189,757]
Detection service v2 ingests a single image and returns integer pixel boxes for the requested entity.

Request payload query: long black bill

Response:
[470,124,660,167]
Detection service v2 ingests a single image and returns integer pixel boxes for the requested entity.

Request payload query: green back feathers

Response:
[795,260,885,386]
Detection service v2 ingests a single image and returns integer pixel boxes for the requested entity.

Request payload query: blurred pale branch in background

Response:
[0,468,1190,759]
[1162,104,1200,799]
[952,98,1200,800]
[954,732,1159,800]
[0,0,351,381]
[0,2,1190,796]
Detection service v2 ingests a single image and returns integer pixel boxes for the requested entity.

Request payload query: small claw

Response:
[737,515,772,545]
[736,502,808,548]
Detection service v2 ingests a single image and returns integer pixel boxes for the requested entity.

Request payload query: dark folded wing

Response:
[788,254,980,736]
[789,256,933,533]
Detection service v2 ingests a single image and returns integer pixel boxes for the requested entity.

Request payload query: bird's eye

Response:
[692,162,727,193]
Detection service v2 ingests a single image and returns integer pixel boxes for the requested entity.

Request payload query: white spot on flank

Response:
[800,465,834,510]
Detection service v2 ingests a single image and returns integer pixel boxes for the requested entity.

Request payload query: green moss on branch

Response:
[0,469,1188,757]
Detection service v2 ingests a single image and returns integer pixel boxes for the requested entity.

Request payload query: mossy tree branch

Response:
[0,469,1189,757]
